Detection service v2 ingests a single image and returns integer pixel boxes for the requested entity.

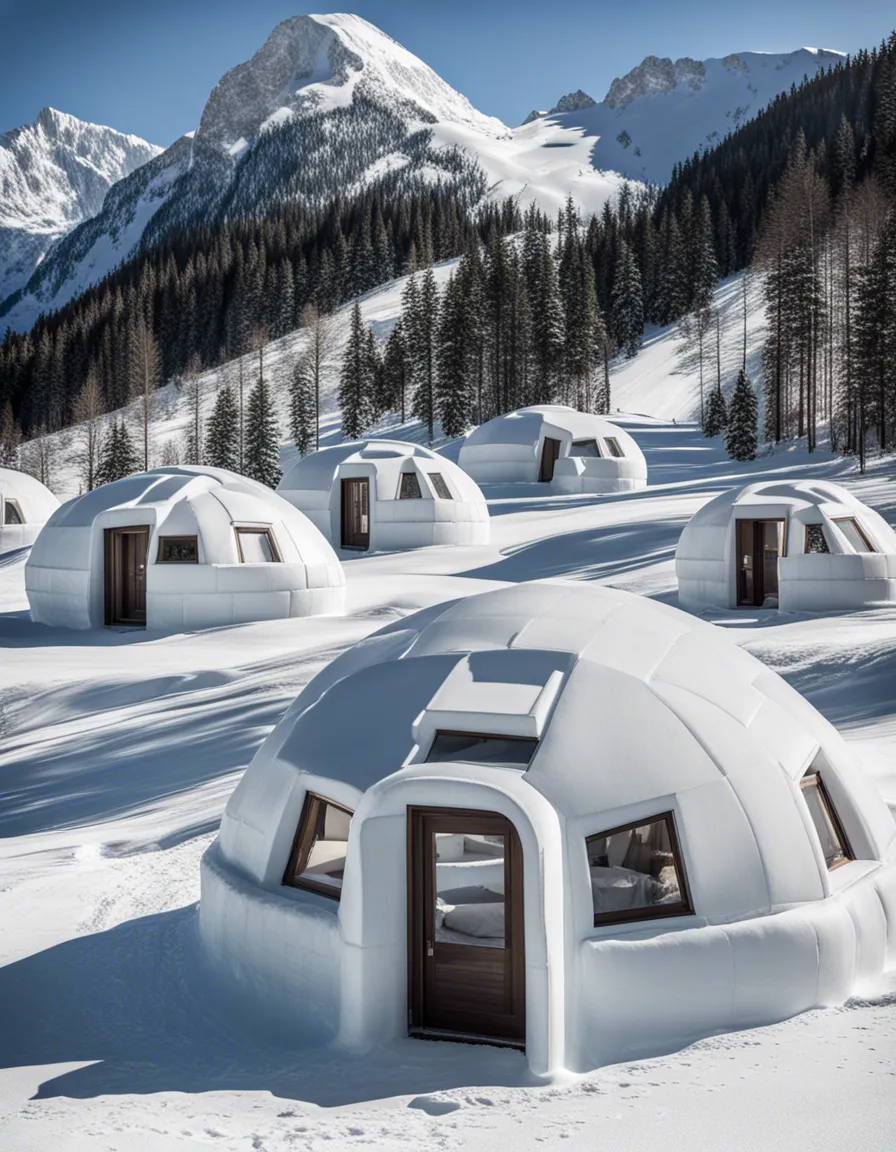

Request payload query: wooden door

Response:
[538,437,561,482]
[408,807,525,1048]
[736,520,785,607]
[105,526,148,626]
[341,478,370,550]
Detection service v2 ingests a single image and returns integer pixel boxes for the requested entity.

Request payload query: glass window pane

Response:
[801,774,851,869]
[285,794,352,897]
[426,731,537,767]
[399,472,422,499]
[436,831,505,948]
[586,815,691,924]
[428,472,452,499]
[805,524,829,554]
[834,518,875,553]
[158,536,198,562]
[569,439,601,458]
[4,500,23,525]
[604,438,625,458]
[238,529,275,562]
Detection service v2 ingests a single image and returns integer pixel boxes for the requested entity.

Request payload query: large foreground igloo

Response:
[26,465,345,629]
[277,439,489,552]
[676,480,896,612]
[457,405,647,493]
[0,467,60,554]
[200,581,896,1073]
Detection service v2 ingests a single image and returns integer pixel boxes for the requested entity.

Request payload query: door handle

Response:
[426,940,434,957]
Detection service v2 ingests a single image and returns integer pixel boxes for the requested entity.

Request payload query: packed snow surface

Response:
[1,267,894,1146]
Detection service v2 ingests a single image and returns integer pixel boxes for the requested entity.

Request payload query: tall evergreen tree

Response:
[436,271,475,438]
[724,368,759,460]
[339,303,375,440]
[612,239,644,358]
[406,267,440,440]
[243,375,281,487]
[289,354,317,456]
[205,384,240,470]
[96,421,140,485]
[703,384,728,438]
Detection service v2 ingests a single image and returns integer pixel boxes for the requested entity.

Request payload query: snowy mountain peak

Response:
[0,108,161,306]
[605,56,707,109]
[196,12,503,153]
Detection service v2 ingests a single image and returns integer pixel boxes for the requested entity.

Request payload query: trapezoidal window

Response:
[832,517,876,553]
[157,535,199,563]
[428,472,452,499]
[569,439,601,458]
[425,731,538,767]
[283,792,353,898]
[235,527,281,563]
[804,524,830,554]
[603,437,625,458]
[586,812,693,926]
[800,770,853,870]
[4,499,23,525]
[398,471,422,499]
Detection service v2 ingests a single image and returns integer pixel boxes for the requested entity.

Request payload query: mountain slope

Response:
[0,107,161,306]
[525,48,845,184]
[2,13,627,333]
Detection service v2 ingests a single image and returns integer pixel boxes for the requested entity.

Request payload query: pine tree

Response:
[380,320,410,423]
[339,303,374,440]
[724,368,758,460]
[405,268,440,440]
[73,370,104,490]
[703,385,728,438]
[0,401,22,467]
[205,384,240,470]
[436,272,475,438]
[244,376,281,487]
[96,421,140,485]
[612,239,644,358]
[289,354,317,456]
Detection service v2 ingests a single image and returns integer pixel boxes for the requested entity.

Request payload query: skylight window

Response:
[425,731,538,767]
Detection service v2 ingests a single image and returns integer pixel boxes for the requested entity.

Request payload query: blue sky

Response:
[1,0,894,145]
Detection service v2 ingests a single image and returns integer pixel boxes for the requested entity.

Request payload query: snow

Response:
[0,107,161,305]
[530,48,845,185]
[1,267,895,1144]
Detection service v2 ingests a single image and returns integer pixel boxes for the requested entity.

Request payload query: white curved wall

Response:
[278,440,489,552]
[199,581,896,1072]
[0,468,60,554]
[677,481,896,611]
[458,407,647,493]
[26,467,345,629]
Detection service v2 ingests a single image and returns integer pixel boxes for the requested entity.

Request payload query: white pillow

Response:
[442,901,505,939]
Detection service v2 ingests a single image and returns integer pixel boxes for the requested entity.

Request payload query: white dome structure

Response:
[26,465,345,630]
[676,480,896,612]
[457,405,647,492]
[277,439,489,552]
[0,467,60,554]
[200,581,896,1074]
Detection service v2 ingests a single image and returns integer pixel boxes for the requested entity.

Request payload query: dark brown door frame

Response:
[407,806,525,1049]
[104,525,149,626]
[735,518,786,607]
[538,437,562,482]
[340,477,370,550]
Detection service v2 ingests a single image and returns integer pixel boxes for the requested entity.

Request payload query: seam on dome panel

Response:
[649,636,765,729]
[645,682,776,909]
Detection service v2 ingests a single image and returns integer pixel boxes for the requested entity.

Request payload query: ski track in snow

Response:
[1,275,895,1150]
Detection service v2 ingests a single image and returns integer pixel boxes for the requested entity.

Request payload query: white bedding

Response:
[590,864,665,914]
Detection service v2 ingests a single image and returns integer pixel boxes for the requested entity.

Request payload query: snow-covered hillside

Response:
[525,47,844,184]
[0,107,161,307]
[35,262,762,504]
[1,14,628,333]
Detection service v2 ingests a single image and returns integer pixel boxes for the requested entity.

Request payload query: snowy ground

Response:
[2,412,896,1150]
[2,274,896,1149]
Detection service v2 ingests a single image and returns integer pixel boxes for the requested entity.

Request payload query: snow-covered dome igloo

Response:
[199,580,896,1074]
[0,467,60,554]
[676,480,896,612]
[25,465,345,630]
[277,439,489,552]
[457,405,647,493]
